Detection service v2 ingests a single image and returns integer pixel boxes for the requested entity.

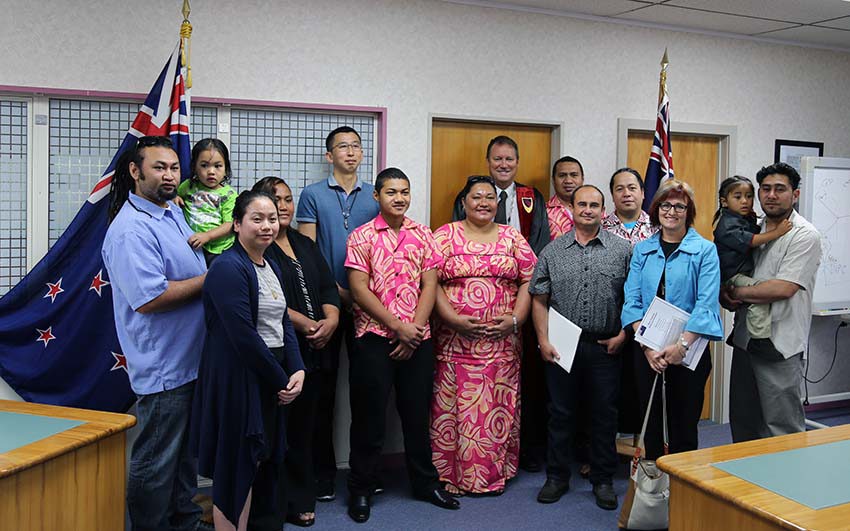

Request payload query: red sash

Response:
[516,185,535,241]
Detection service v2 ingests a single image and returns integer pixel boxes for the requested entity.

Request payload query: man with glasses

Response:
[296,126,380,502]
[102,136,207,531]
[723,162,822,442]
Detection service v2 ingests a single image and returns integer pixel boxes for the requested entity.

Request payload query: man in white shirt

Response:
[723,162,822,442]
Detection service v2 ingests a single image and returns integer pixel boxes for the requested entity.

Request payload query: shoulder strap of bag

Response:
[632,372,669,474]
[662,371,669,455]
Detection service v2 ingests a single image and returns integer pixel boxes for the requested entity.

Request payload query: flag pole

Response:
[642,49,674,211]
[658,48,668,105]
[180,0,193,113]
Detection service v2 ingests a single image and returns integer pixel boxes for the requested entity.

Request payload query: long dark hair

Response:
[713,175,755,226]
[107,136,175,222]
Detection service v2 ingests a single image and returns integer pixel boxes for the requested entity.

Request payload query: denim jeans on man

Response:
[127,381,200,531]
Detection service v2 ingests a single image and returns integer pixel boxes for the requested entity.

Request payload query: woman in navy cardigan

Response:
[191,190,305,531]
[252,176,340,528]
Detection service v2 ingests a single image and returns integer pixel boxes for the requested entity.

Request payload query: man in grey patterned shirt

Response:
[529,185,631,510]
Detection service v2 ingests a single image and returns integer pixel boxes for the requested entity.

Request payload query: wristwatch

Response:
[678,336,690,351]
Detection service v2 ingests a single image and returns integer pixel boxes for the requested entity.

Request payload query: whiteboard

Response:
[799,157,850,315]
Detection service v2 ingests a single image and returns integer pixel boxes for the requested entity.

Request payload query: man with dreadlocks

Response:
[102,136,208,531]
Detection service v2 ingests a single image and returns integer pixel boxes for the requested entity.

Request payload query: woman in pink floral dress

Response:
[431,175,537,495]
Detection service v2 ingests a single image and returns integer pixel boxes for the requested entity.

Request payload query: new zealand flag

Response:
[643,89,674,211]
[0,43,191,412]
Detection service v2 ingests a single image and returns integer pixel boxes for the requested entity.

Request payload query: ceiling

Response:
[444,0,850,52]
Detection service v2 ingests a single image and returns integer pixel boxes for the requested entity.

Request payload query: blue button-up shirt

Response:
[621,228,723,341]
[102,192,207,395]
[296,175,379,289]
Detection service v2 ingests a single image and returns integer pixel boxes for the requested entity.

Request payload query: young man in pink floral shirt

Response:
[344,167,460,523]
[546,156,585,240]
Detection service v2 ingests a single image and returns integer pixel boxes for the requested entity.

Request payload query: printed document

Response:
[634,297,708,370]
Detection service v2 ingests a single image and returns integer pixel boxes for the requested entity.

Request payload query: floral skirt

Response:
[430,357,520,493]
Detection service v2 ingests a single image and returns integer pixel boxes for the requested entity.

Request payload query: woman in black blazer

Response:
[252,176,340,528]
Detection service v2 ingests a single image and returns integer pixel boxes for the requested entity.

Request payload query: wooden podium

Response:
[0,399,136,530]
[658,424,850,530]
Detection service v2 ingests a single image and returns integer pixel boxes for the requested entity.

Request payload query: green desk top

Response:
[713,438,850,510]
[0,410,85,454]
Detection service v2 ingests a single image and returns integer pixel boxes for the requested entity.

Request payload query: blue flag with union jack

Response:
[643,87,674,211]
[0,43,191,412]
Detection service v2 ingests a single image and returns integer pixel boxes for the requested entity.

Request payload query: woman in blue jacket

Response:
[621,179,722,459]
[191,190,305,531]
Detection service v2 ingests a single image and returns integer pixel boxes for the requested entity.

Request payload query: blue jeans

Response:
[127,381,201,531]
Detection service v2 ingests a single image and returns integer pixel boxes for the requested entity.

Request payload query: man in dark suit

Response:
[451,135,549,255]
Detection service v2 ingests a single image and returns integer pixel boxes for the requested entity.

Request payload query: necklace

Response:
[255,262,281,300]
[335,187,360,230]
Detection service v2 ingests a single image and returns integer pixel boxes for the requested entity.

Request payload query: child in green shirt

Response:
[177,138,237,264]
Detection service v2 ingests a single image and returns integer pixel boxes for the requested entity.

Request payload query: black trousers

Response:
[248,346,290,531]
[347,334,439,497]
[246,460,286,531]
[634,345,712,460]
[617,338,643,434]
[545,340,621,485]
[313,310,355,483]
[520,323,549,460]
[285,370,320,514]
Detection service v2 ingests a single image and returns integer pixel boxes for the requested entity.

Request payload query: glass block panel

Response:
[0,100,28,296]
[48,99,138,246]
[47,102,218,245]
[230,109,376,218]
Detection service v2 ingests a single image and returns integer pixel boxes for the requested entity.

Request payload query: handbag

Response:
[618,373,670,530]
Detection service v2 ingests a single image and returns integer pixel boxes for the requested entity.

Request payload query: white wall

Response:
[3,0,850,438]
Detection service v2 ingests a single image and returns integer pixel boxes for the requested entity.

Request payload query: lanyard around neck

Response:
[336,188,360,230]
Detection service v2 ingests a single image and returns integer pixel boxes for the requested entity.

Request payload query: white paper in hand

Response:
[547,307,582,373]
[635,296,708,371]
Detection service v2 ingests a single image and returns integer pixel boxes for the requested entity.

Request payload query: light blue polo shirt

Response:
[296,175,379,289]
[102,192,207,395]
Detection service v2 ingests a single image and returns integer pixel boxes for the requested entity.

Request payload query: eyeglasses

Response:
[659,202,688,213]
[333,142,362,152]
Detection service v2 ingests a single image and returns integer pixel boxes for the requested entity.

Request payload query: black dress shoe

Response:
[419,487,460,510]
[372,478,385,495]
[537,478,569,504]
[519,452,542,473]
[348,495,371,523]
[592,482,618,510]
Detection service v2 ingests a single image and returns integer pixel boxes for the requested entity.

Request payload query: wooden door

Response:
[628,132,720,419]
[430,120,552,230]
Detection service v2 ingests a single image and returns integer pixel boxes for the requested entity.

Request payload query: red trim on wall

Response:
[0,84,388,171]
